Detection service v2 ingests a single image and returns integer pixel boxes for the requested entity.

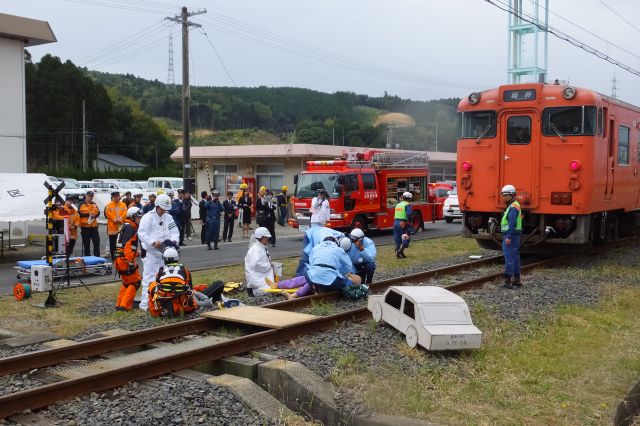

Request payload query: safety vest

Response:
[156,264,192,295]
[394,201,409,220]
[501,200,523,232]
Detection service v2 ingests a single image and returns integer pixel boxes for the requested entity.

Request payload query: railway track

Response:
[0,253,564,419]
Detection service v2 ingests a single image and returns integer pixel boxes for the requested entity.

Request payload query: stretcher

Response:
[15,256,113,280]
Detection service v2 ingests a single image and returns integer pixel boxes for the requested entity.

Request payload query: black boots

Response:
[396,247,407,259]
[502,276,513,289]
[207,243,212,250]
[214,243,219,250]
[513,274,522,287]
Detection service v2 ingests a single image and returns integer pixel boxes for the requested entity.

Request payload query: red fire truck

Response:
[288,150,439,232]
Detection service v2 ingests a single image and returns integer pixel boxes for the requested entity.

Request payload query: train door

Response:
[605,114,615,201]
[500,111,539,208]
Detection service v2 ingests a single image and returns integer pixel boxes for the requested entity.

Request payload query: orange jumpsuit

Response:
[114,219,141,310]
[147,263,197,318]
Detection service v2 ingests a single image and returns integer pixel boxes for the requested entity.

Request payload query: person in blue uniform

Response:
[393,191,413,258]
[294,225,345,276]
[205,190,224,250]
[500,184,523,289]
[347,228,377,284]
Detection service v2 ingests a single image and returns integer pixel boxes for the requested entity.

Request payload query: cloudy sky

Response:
[5,0,640,105]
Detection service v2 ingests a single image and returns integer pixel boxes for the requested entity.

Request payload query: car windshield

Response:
[451,188,458,196]
[119,182,138,189]
[171,179,183,188]
[295,173,339,198]
[419,304,470,324]
[62,182,79,189]
[434,188,450,197]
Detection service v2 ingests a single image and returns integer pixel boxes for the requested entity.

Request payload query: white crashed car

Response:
[367,286,482,350]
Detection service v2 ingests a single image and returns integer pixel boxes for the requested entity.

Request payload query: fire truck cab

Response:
[289,150,437,232]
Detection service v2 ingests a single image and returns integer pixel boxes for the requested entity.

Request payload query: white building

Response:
[0,13,56,173]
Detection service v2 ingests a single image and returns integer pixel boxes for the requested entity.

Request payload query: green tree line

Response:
[25,54,175,172]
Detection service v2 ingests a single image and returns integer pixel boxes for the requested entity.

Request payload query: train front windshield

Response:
[295,173,339,198]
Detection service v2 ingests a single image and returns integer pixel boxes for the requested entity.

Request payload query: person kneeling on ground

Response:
[268,236,360,299]
[347,228,377,284]
[148,247,198,318]
[114,207,143,311]
[244,227,276,296]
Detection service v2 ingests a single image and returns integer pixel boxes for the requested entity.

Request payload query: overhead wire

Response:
[90,29,173,69]
[485,0,640,78]
[596,0,640,34]
[197,27,237,86]
[192,15,483,90]
[63,0,175,14]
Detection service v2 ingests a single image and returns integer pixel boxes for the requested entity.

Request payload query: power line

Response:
[525,0,640,61]
[197,27,237,86]
[485,0,640,78]
[192,15,482,90]
[63,0,177,14]
[90,30,172,69]
[596,0,640,34]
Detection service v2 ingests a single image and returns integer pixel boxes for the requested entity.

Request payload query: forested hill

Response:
[90,71,461,152]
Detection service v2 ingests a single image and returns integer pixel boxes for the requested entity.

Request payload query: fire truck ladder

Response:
[371,151,429,169]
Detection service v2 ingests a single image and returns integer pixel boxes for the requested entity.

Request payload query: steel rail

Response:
[0,255,502,375]
[0,255,563,419]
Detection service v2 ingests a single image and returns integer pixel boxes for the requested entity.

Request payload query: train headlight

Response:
[462,161,472,171]
[562,86,576,100]
[468,92,481,105]
[569,160,581,171]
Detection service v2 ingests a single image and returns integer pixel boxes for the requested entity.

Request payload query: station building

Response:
[0,13,56,173]
[170,144,456,196]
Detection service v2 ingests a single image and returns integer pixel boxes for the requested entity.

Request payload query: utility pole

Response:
[166,6,206,193]
[82,99,87,171]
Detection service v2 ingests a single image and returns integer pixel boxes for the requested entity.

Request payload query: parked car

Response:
[368,286,482,351]
[443,188,462,223]
[147,177,183,191]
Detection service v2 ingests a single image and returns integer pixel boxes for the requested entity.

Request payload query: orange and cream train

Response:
[457,81,640,250]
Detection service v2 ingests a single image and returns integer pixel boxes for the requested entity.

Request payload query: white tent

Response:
[0,173,50,222]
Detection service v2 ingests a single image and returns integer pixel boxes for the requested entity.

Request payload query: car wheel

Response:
[445,217,453,223]
[405,325,418,348]
[371,302,383,323]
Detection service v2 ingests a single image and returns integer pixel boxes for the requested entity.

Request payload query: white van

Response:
[147,177,184,191]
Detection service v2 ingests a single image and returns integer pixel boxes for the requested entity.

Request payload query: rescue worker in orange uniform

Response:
[105,191,127,260]
[147,247,198,318]
[52,194,81,258]
[114,207,143,311]
[78,191,100,257]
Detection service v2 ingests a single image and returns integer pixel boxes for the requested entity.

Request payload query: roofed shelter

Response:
[170,144,456,197]
[0,13,56,173]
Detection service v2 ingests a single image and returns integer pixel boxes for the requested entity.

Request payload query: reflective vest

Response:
[394,201,409,220]
[501,200,523,232]
[156,264,192,295]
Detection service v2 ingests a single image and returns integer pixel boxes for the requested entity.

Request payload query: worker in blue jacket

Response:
[294,225,345,276]
[500,184,523,289]
[205,190,224,250]
[347,228,377,284]
[283,236,360,299]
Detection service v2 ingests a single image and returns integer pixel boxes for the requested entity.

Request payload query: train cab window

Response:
[460,111,497,139]
[597,108,603,136]
[385,290,403,310]
[543,106,596,136]
[362,174,376,190]
[403,299,415,320]
[507,116,531,145]
[618,125,630,166]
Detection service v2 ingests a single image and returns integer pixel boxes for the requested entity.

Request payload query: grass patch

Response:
[333,285,640,424]
[0,236,479,338]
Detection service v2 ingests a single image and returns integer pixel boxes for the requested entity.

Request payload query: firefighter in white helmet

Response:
[500,184,522,289]
[136,194,180,311]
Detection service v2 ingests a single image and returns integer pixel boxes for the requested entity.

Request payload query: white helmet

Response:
[162,247,179,264]
[156,194,172,210]
[126,206,141,218]
[402,191,413,199]
[349,228,365,241]
[338,236,352,252]
[501,184,516,195]
[254,227,272,239]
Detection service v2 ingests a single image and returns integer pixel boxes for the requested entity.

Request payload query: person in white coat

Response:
[310,189,330,227]
[244,227,275,296]
[137,194,180,311]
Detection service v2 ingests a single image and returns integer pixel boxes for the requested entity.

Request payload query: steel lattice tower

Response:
[167,32,175,86]
[507,0,549,83]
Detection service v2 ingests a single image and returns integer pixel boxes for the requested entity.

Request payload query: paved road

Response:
[0,221,463,295]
